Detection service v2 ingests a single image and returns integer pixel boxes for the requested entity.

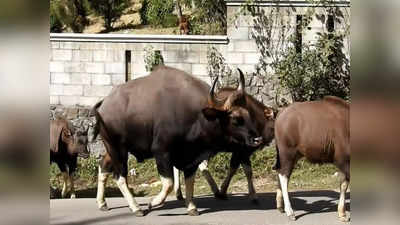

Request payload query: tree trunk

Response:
[176,0,183,20]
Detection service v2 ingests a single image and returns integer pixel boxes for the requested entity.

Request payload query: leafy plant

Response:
[140,0,175,27]
[90,0,130,31]
[206,46,235,88]
[144,45,164,72]
[188,0,227,35]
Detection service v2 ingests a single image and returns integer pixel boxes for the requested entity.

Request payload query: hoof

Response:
[133,209,145,217]
[188,209,199,216]
[99,205,109,211]
[277,207,285,213]
[70,194,76,199]
[338,215,350,222]
[288,214,296,221]
[214,192,228,200]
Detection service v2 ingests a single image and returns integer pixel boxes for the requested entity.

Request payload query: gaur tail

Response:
[90,100,124,176]
[91,100,103,142]
[272,146,281,170]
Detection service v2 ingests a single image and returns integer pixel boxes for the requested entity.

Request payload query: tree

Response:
[89,0,130,31]
[50,0,90,33]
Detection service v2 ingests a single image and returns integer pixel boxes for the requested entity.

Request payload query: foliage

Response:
[140,0,175,27]
[90,0,130,31]
[50,8,63,33]
[242,0,349,103]
[188,0,227,35]
[144,45,164,72]
[50,0,90,33]
[206,46,236,88]
[274,32,350,101]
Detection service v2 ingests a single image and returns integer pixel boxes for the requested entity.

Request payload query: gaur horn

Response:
[237,68,245,93]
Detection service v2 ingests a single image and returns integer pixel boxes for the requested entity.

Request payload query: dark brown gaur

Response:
[50,118,89,198]
[173,68,276,203]
[91,66,262,217]
[273,96,350,222]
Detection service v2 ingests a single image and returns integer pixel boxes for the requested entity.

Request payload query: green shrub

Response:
[140,0,175,27]
[274,32,350,102]
[144,45,164,72]
[90,0,130,31]
[163,14,178,28]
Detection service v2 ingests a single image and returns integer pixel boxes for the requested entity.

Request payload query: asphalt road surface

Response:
[50,191,350,225]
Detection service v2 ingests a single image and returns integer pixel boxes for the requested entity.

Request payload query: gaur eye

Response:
[232,116,244,126]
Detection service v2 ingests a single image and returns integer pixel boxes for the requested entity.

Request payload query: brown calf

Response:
[274,96,350,221]
[50,118,89,198]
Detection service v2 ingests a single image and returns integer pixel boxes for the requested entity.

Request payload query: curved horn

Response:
[237,68,245,93]
[208,76,219,106]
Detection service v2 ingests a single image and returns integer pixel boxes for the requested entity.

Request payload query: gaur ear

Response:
[264,108,274,120]
[202,107,227,121]
[50,123,64,153]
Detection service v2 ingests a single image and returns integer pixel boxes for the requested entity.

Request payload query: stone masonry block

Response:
[226,53,243,64]
[79,97,100,107]
[49,62,64,73]
[234,40,257,52]
[192,64,208,76]
[51,73,70,84]
[244,53,261,64]
[70,73,91,85]
[228,27,250,40]
[50,84,63,95]
[59,96,80,106]
[50,96,60,105]
[163,51,178,63]
[84,85,113,97]
[105,62,124,74]
[72,50,92,62]
[63,85,83,96]
[53,49,73,61]
[112,74,126,84]
[84,62,104,74]
[179,51,199,64]
[92,74,111,85]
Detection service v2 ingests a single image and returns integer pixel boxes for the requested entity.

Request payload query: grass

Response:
[49,146,341,199]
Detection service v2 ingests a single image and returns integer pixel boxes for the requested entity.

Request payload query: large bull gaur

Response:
[173,69,276,203]
[91,66,263,216]
[274,96,350,221]
[50,118,90,198]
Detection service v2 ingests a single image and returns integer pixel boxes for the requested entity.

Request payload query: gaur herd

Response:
[50,66,350,222]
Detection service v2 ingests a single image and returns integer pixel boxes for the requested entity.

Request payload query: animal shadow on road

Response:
[51,187,147,200]
[154,190,349,217]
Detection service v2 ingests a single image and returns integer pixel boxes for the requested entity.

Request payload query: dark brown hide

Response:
[91,66,262,214]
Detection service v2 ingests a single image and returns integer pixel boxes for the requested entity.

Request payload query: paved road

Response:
[50,191,350,225]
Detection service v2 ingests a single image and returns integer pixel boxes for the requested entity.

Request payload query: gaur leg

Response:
[241,156,257,203]
[113,152,143,216]
[220,153,241,198]
[336,159,350,222]
[184,167,199,216]
[276,146,297,221]
[97,152,112,211]
[276,174,284,213]
[198,160,221,199]
[173,167,184,200]
[148,152,174,210]
[68,157,77,199]
[56,162,69,198]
